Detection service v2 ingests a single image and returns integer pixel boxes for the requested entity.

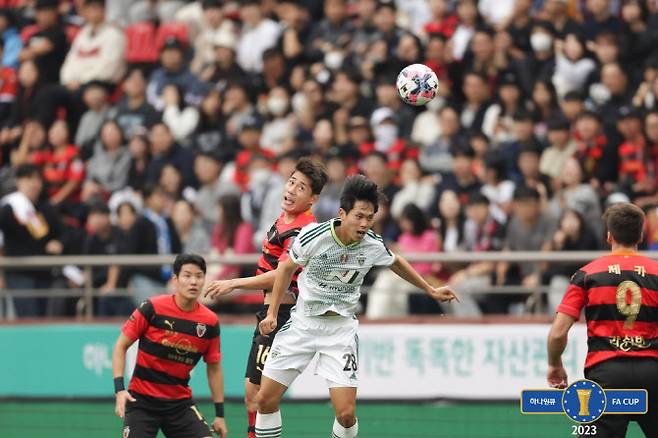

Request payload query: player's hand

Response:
[114,390,136,418]
[427,285,460,303]
[205,280,236,299]
[212,417,228,437]
[259,314,277,336]
[547,365,568,389]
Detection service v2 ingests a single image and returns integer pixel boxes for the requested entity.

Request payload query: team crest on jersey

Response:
[357,253,366,266]
[123,426,130,438]
[196,323,207,337]
[340,254,349,263]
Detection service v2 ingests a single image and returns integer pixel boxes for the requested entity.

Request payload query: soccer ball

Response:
[396,64,439,106]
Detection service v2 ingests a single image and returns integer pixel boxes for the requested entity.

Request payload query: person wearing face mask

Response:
[261,86,295,155]
[517,21,556,96]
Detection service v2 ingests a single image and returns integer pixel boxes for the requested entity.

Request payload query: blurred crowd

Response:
[1,0,658,319]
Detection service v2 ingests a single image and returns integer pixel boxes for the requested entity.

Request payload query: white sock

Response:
[332,418,358,438]
[256,411,282,438]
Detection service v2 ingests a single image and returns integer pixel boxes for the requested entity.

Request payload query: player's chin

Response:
[185,288,201,298]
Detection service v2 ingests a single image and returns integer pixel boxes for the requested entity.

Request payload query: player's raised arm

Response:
[205,270,277,298]
[112,333,137,418]
[259,257,298,336]
[389,253,459,303]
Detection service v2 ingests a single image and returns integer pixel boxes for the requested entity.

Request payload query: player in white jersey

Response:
[253,175,459,438]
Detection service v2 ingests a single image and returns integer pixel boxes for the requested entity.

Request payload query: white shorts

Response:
[262,310,359,388]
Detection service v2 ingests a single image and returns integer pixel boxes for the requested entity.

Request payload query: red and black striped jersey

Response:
[256,209,316,295]
[558,251,658,369]
[122,294,220,400]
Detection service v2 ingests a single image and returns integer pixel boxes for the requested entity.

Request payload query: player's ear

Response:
[606,232,613,245]
[338,208,347,220]
[309,193,319,206]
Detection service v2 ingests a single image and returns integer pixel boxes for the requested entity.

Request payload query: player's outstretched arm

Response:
[259,257,298,336]
[207,362,228,437]
[546,312,576,389]
[389,254,459,303]
[112,333,136,418]
[205,270,277,298]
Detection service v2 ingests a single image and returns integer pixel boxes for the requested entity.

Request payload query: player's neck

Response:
[282,209,305,224]
[174,293,197,312]
[610,244,638,254]
[334,223,356,246]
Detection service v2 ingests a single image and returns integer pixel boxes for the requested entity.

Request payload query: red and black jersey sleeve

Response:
[122,299,154,341]
[557,270,587,320]
[203,323,221,364]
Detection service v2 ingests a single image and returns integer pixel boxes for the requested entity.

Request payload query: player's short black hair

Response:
[294,157,328,195]
[603,203,645,246]
[173,253,207,276]
[339,175,385,214]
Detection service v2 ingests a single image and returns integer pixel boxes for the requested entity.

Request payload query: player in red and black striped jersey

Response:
[112,254,227,438]
[205,157,327,438]
[547,203,658,438]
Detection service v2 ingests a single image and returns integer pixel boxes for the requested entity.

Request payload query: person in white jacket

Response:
[60,0,126,90]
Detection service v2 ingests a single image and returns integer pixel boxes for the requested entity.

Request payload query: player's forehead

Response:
[348,201,376,216]
[289,170,311,187]
[179,264,204,275]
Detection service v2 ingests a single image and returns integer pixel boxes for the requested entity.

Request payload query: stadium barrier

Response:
[0,251,651,319]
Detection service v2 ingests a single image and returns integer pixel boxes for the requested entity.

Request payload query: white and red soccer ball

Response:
[396,64,439,106]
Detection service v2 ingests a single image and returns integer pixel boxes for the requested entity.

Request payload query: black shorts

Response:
[245,303,294,385]
[123,393,211,438]
[582,357,658,438]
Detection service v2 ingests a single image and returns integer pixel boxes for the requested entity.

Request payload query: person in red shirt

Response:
[111,254,227,438]
[547,203,658,437]
[31,119,84,206]
[205,157,327,438]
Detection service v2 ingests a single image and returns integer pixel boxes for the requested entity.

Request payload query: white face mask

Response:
[530,33,553,52]
[267,97,288,116]
[324,50,344,70]
[373,124,398,151]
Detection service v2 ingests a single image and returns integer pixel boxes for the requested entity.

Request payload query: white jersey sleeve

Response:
[367,230,396,267]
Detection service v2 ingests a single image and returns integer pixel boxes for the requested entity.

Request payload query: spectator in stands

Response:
[18,0,68,85]
[193,150,239,227]
[188,0,236,76]
[171,198,210,255]
[480,152,515,224]
[128,0,185,24]
[146,36,208,111]
[581,0,623,43]
[83,200,132,316]
[361,150,398,202]
[0,164,62,317]
[191,88,225,155]
[306,0,353,63]
[496,186,556,313]
[544,208,600,313]
[158,162,184,200]
[559,91,586,123]
[275,0,312,64]
[431,142,481,213]
[542,0,581,39]
[390,158,435,219]
[59,0,125,91]
[539,115,576,183]
[85,119,131,196]
[313,150,346,222]
[2,60,39,145]
[161,83,199,143]
[449,192,505,316]
[128,183,181,303]
[552,33,596,100]
[261,86,295,155]
[595,63,633,129]
[0,38,17,124]
[572,110,618,189]
[75,82,111,155]
[236,0,281,73]
[417,105,459,175]
[435,190,465,258]
[616,106,651,199]
[482,70,525,146]
[367,203,439,319]
[203,31,244,87]
[222,82,256,138]
[516,143,551,203]
[126,130,149,190]
[458,71,491,132]
[145,122,195,189]
[31,119,85,208]
[0,9,21,69]
[208,193,254,282]
[113,67,160,140]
